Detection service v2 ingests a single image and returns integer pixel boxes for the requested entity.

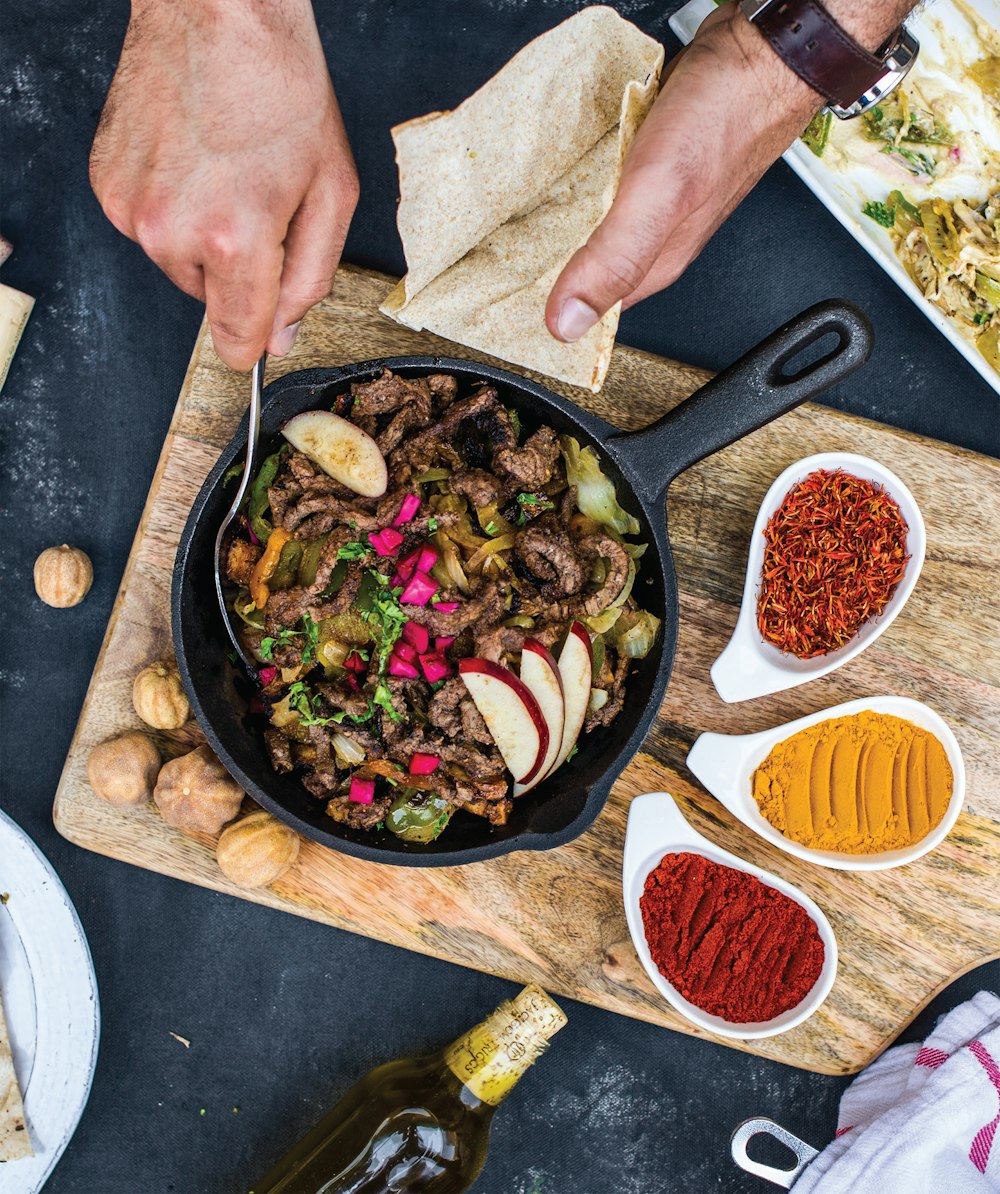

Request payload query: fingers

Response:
[267,164,359,357]
[201,219,286,372]
[545,100,698,343]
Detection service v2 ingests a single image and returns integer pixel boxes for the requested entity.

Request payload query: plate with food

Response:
[671,0,1000,394]
[173,301,871,865]
[0,809,99,1193]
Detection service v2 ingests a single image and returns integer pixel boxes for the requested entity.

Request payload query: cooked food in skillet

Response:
[223,369,660,842]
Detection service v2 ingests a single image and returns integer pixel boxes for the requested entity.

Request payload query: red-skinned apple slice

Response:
[513,639,565,796]
[459,658,548,785]
[550,621,593,776]
[282,410,388,498]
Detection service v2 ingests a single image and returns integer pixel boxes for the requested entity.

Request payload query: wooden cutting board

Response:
[53,265,1000,1075]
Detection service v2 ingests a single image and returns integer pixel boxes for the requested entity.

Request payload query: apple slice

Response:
[459,658,548,785]
[549,621,593,777]
[513,640,565,796]
[282,409,388,498]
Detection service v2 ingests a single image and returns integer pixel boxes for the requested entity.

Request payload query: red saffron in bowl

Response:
[639,852,824,1023]
[756,468,908,659]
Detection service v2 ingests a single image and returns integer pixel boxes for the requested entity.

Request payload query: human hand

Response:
[90,0,358,371]
[545,1,908,342]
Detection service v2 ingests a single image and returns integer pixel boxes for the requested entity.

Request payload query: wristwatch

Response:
[739,0,919,119]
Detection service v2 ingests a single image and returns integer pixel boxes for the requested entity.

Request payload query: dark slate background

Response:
[2,2,998,1191]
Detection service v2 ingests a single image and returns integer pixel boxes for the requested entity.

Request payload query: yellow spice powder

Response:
[751,712,953,854]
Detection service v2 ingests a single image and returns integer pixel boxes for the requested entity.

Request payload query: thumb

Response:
[545,173,669,342]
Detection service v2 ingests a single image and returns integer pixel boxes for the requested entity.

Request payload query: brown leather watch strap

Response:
[743,0,892,109]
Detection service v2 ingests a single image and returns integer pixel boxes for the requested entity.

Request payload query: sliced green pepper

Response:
[386,792,454,843]
[269,539,303,591]
[246,447,287,542]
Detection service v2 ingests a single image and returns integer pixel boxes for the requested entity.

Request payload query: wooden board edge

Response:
[52,322,213,834]
[51,792,877,1075]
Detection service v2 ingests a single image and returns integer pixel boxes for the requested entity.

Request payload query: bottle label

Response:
[443,985,567,1106]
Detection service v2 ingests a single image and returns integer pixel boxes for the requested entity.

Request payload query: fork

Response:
[214,353,266,673]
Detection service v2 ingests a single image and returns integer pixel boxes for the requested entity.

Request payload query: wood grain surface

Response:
[52,265,1000,1075]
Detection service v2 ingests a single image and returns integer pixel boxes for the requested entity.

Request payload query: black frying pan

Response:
[172,300,872,866]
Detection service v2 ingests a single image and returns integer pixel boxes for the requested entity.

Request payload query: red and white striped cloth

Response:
[794,992,1000,1192]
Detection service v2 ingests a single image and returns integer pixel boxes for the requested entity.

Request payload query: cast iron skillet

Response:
[173,299,872,866]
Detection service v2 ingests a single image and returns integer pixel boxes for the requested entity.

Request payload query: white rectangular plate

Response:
[670,0,1000,397]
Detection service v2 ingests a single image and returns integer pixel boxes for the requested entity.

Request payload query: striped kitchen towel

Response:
[795,991,1000,1193]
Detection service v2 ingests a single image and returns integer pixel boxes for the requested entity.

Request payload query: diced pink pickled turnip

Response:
[435,635,455,653]
[434,600,460,613]
[419,652,452,684]
[388,654,420,679]
[349,775,375,804]
[409,752,440,776]
[258,665,278,686]
[344,651,368,672]
[400,570,439,606]
[344,673,361,692]
[392,494,421,527]
[417,544,438,574]
[394,640,418,664]
[402,621,430,654]
[368,527,404,556]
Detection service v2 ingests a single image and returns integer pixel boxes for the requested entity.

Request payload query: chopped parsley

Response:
[259,613,321,665]
[427,516,439,533]
[361,570,407,671]
[483,519,500,537]
[565,744,579,763]
[287,681,342,727]
[373,679,404,723]
[862,200,895,228]
[975,311,992,326]
[336,540,372,562]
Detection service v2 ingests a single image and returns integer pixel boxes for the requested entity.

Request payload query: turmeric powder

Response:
[752,712,953,854]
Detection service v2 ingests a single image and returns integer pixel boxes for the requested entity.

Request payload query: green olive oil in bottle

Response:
[251,985,566,1194]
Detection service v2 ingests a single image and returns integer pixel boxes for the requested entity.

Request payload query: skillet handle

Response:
[604,299,873,509]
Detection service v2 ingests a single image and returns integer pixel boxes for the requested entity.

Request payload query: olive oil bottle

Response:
[251,985,566,1194]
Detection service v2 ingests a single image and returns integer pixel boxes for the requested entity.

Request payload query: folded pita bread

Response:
[0,991,31,1162]
[381,6,664,392]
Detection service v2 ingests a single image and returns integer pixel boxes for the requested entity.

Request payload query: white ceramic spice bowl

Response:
[687,695,965,872]
[711,452,926,703]
[622,792,838,1039]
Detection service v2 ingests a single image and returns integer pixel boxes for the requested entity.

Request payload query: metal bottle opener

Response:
[731,1118,820,1188]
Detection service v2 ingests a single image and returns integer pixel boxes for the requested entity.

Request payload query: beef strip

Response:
[473,624,525,663]
[390,387,504,476]
[378,404,432,455]
[264,729,294,773]
[351,371,433,420]
[493,425,560,488]
[448,469,502,509]
[427,373,458,406]
[404,579,504,635]
[578,532,630,615]
[515,520,585,597]
[326,792,392,830]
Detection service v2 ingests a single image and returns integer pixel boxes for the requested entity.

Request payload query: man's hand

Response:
[545,1,910,342]
[90,0,358,371]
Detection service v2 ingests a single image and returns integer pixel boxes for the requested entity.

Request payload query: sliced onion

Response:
[332,733,366,767]
[588,688,609,713]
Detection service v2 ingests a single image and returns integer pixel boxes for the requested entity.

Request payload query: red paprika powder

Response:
[639,852,824,1023]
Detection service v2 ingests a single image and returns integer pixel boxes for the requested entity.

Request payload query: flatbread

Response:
[0,991,32,1161]
[381,6,664,392]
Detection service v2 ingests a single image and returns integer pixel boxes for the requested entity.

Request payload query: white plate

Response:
[622,792,838,1039]
[670,0,1000,398]
[711,452,925,703]
[0,809,100,1193]
[687,695,966,871]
